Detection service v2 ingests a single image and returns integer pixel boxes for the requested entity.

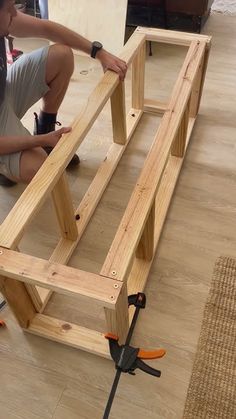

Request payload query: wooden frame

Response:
[0,27,211,358]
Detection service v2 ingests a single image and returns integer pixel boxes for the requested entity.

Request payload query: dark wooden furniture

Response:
[127,0,214,33]
[166,0,214,16]
[166,0,214,32]
[127,0,167,30]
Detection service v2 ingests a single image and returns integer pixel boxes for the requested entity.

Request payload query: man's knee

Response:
[48,44,74,75]
[19,148,47,184]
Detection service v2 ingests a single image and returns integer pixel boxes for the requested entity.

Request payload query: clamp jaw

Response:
[105,333,165,377]
[105,292,166,378]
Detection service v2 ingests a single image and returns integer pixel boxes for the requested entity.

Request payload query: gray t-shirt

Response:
[0,37,7,106]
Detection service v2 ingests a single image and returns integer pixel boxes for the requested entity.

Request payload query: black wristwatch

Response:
[90,41,103,59]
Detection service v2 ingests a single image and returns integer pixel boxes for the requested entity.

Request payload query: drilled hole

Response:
[61,323,72,331]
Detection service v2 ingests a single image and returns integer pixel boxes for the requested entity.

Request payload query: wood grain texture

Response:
[0,247,121,309]
[171,100,190,157]
[0,275,36,328]
[104,282,129,344]
[49,108,143,266]
[0,14,234,419]
[132,43,146,110]
[128,118,196,321]
[190,45,211,118]
[110,81,127,145]
[51,173,78,241]
[0,31,145,251]
[27,314,110,358]
[100,41,206,282]
[137,26,211,46]
[136,201,155,261]
[144,99,168,115]
[40,108,143,309]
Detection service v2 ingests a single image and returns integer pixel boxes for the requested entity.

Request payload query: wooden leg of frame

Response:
[104,282,129,344]
[110,82,127,145]
[10,247,43,313]
[24,282,43,312]
[52,172,78,241]
[136,201,155,261]
[171,101,190,157]
[0,275,36,328]
[132,42,146,110]
[190,46,210,118]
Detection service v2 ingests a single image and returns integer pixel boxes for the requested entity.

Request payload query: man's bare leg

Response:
[43,44,74,113]
[35,43,74,132]
[18,147,48,184]
[1,44,77,187]
[34,44,79,167]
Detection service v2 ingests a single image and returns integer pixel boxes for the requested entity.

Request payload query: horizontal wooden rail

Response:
[0,31,146,250]
[101,41,206,281]
[27,314,110,359]
[0,247,121,310]
[144,99,168,115]
[50,109,143,266]
[137,26,212,46]
[128,117,196,320]
[37,108,143,310]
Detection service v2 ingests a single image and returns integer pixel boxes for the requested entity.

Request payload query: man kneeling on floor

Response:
[0,0,127,186]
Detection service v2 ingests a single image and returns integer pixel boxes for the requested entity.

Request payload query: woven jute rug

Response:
[183,256,236,419]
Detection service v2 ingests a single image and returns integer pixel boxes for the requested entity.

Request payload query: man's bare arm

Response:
[0,127,71,155]
[0,135,42,155]
[9,11,92,54]
[9,11,127,80]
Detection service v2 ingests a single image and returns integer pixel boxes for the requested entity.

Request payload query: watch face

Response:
[93,41,103,49]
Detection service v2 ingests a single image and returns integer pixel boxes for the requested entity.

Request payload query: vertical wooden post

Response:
[171,100,190,157]
[104,282,129,344]
[52,172,78,241]
[190,46,210,118]
[15,246,43,312]
[136,201,155,261]
[0,274,36,328]
[24,283,43,312]
[132,42,146,110]
[110,82,127,145]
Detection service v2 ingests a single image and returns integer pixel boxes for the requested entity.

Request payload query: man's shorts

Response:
[0,46,50,179]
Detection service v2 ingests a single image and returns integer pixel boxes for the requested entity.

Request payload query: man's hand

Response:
[0,127,72,156]
[40,127,72,148]
[96,49,128,81]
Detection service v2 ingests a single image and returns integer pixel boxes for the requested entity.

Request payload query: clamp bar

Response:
[103,293,165,419]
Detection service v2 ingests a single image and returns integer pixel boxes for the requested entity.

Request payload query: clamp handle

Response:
[105,332,166,377]
[105,334,166,361]
[138,349,166,360]
[136,359,161,377]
